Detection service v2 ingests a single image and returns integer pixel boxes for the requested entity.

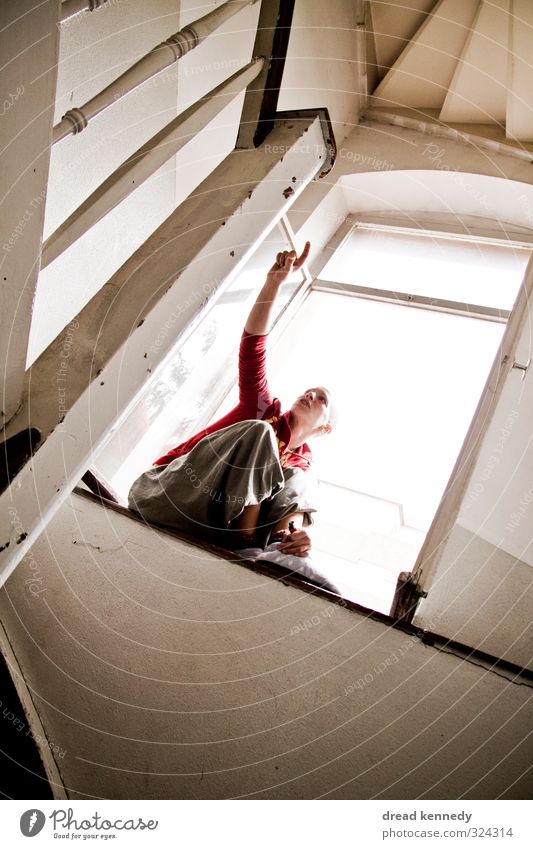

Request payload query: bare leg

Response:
[232,503,262,543]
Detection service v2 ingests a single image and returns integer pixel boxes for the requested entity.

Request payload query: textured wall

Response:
[1,493,531,799]
[415,523,533,670]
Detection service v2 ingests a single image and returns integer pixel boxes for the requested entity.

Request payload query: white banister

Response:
[61,0,110,23]
[42,59,264,268]
[53,0,260,143]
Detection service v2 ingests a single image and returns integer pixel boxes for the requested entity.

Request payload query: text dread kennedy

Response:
[383,811,472,823]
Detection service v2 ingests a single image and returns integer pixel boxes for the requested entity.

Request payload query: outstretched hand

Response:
[267,241,311,284]
[244,241,311,335]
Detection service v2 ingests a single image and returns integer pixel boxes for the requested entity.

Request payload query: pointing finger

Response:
[293,241,311,269]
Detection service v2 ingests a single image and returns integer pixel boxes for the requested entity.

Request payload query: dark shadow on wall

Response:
[0,650,53,799]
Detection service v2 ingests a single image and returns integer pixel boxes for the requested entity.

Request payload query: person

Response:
[128,242,336,569]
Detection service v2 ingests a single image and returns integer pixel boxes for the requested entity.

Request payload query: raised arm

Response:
[244,241,311,336]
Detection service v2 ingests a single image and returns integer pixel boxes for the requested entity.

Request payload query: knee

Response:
[244,419,271,432]
[246,419,278,448]
[235,419,276,443]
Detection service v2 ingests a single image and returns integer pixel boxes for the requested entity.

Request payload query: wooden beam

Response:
[236,0,295,148]
[0,115,328,586]
[80,470,119,503]
[390,571,427,623]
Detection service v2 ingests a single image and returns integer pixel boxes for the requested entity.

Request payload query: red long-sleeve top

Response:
[153,331,312,471]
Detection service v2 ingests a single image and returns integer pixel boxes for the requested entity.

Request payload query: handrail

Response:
[53,0,260,143]
[42,59,264,268]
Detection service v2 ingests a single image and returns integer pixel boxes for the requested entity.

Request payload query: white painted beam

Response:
[0,0,60,426]
[42,59,264,269]
[372,0,480,109]
[0,116,327,585]
[440,0,510,125]
[365,106,533,162]
[507,0,533,141]
[53,0,260,143]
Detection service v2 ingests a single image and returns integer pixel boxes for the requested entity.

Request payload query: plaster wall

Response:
[0,493,531,799]
[414,524,533,670]
[174,0,261,203]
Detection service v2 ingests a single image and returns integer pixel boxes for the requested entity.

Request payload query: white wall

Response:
[0,492,531,799]
[175,0,260,201]
[414,524,533,670]
[278,0,362,146]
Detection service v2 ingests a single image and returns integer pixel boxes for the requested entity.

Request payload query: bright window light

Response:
[320,225,530,310]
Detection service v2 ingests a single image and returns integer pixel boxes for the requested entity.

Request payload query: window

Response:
[262,221,530,612]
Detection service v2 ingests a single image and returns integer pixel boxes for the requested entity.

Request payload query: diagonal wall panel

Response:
[370,0,438,78]
[373,0,480,109]
[440,0,510,124]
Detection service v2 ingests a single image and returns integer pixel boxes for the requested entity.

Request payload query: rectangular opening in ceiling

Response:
[91,218,531,616]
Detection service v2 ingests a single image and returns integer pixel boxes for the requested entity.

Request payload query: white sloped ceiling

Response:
[369,0,533,141]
